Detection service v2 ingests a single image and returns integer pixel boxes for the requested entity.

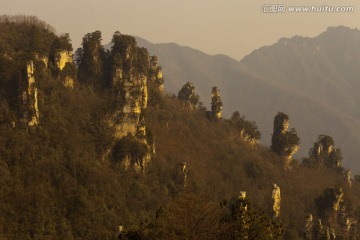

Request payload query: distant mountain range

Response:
[135,26,360,174]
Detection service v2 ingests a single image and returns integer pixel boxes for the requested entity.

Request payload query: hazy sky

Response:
[1,0,360,60]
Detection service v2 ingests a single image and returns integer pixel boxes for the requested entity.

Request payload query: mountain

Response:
[135,26,360,174]
[2,16,360,239]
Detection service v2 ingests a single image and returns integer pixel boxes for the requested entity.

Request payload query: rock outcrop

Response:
[178,82,199,109]
[174,162,187,189]
[109,33,158,172]
[304,213,313,239]
[149,56,165,93]
[230,111,260,148]
[305,135,342,169]
[307,188,357,239]
[344,169,352,188]
[211,86,222,120]
[272,183,281,218]
[20,61,39,128]
[56,50,75,88]
[271,112,299,169]
[55,50,72,71]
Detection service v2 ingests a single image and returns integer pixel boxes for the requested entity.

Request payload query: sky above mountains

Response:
[1,0,360,60]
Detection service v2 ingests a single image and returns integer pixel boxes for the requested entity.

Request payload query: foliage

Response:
[229,111,261,141]
[77,30,104,84]
[0,17,359,239]
[271,128,300,155]
[303,135,343,169]
[178,81,200,109]
[211,86,222,118]
[113,134,148,164]
[217,197,283,240]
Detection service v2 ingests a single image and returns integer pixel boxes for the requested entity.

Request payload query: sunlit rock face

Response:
[272,183,281,218]
[149,56,165,93]
[271,112,299,169]
[20,61,39,128]
[55,51,72,71]
[108,33,166,173]
[239,129,259,147]
[211,87,222,120]
[311,135,342,168]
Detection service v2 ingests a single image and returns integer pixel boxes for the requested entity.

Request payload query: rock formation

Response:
[239,129,259,146]
[175,162,187,189]
[339,202,357,238]
[307,188,357,239]
[56,50,75,88]
[272,183,281,218]
[149,56,165,93]
[20,61,39,128]
[271,112,299,169]
[230,111,260,147]
[344,169,352,188]
[211,86,222,120]
[178,82,199,109]
[48,33,76,88]
[304,213,313,240]
[109,33,157,172]
[239,191,247,200]
[55,50,72,71]
[305,135,342,169]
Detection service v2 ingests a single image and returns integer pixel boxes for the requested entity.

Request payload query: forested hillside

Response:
[0,15,360,239]
[135,27,360,175]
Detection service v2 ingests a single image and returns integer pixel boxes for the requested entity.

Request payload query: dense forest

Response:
[0,15,360,239]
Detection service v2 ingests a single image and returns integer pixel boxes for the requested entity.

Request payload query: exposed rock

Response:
[55,51,72,71]
[344,169,352,188]
[175,162,187,189]
[20,61,39,128]
[304,213,313,240]
[239,191,247,200]
[331,188,343,212]
[178,82,199,109]
[149,56,165,93]
[271,112,299,169]
[211,86,222,120]
[240,129,259,147]
[339,203,357,238]
[108,33,158,173]
[329,228,336,240]
[272,183,281,218]
[63,76,74,89]
[273,112,289,135]
[112,72,148,140]
[307,135,342,168]
[313,219,323,240]
[34,53,48,67]
[230,111,260,148]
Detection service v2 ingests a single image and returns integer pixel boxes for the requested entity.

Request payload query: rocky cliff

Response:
[20,61,39,128]
[304,135,343,169]
[305,188,357,239]
[211,86,222,120]
[107,33,164,172]
[271,112,300,169]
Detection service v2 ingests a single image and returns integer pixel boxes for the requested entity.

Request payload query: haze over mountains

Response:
[135,26,360,174]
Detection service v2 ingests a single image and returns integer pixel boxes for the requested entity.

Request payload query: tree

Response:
[77,31,104,83]
[230,111,261,141]
[178,82,200,109]
[217,196,283,240]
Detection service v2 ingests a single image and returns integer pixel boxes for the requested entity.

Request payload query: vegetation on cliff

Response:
[0,16,360,239]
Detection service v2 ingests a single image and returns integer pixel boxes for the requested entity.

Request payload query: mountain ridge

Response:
[134,26,360,174]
